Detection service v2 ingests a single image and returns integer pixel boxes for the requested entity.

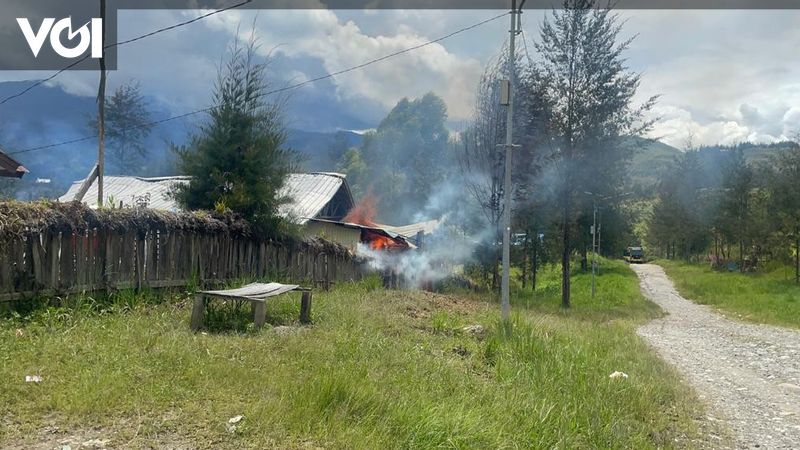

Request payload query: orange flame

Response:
[344,190,378,227]
[369,234,402,250]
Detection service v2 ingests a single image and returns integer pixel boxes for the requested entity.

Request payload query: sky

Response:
[1,8,799,148]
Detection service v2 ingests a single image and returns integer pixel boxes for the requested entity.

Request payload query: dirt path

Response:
[632,264,800,450]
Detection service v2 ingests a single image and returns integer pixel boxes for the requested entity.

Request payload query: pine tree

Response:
[767,143,800,281]
[536,0,655,307]
[719,149,754,272]
[172,38,296,236]
[89,82,153,174]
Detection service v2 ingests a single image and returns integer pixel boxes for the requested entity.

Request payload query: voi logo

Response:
[16,17,103,59]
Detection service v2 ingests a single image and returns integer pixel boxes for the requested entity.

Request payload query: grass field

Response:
[658,260,800,330]
[0,260,712,449]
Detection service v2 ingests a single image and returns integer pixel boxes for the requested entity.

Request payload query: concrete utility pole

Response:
[500,0,522,321]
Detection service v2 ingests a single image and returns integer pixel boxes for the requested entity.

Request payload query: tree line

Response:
[451,0,654,307]
[646,141,800,282]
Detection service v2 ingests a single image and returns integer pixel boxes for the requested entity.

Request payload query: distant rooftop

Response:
[59,172,354,224]
[60,176,189,211]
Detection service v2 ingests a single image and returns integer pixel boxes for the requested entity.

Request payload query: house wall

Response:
[303,221,361,252]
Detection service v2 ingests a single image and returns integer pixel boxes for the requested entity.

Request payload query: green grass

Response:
[658,259,800,329]
[509,258,663,322]
[0,263,712,449]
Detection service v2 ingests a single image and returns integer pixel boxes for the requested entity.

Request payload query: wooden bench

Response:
[190,282,312,331]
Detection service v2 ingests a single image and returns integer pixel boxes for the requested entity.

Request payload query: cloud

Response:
[622,10,800,147]
[0,7,798,146]
[202,9,486,121]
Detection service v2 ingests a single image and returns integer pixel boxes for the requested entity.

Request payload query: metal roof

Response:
[60,173,351,223]
[375,219,441,238]
[277,172,351,224]
[59,176,190,211]
[0,150,28,178]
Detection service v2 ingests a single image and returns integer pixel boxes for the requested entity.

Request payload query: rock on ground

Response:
[632,263,800,450]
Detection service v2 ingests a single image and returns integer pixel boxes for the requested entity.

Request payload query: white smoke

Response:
[356,216,492,289]
[357,172,502,289]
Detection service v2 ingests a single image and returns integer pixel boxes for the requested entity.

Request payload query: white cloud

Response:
[1,7,798,144]
[624,10,800,147]
[203,9,485,121]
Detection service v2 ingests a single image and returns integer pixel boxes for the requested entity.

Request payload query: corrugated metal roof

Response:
[60,173,349,223]
[59,176,189,211]
[277,173,348,224]
[199,282,301,299]
[376,219,441,238]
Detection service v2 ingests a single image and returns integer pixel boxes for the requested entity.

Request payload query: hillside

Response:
[0,81,363,200]
[626,138,798,189]
[627,138,682,188]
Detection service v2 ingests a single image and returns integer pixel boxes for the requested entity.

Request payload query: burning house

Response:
[302,218,412,252]
[59,172,413,253]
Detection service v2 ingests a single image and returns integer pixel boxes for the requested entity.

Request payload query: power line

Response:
[520,28,534,66]
[0,0,253,106]
[8,11,509,156]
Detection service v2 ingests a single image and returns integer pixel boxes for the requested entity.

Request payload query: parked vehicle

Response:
[624,246,644,263]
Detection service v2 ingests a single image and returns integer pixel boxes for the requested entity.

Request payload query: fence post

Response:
[300,290,312,324]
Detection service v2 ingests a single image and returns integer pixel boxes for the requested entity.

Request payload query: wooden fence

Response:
[0,227,363,302]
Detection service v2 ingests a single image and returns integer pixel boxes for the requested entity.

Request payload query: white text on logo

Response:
[16,18,103,59]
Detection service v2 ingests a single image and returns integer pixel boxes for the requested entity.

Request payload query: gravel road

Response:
[632,263,800,450]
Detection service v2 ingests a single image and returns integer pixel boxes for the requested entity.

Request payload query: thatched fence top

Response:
[0,200,350,255]
[0,201,361,301]
[0,200,253,237]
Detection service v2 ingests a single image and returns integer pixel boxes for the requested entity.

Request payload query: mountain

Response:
[627,138,682,188]
[0,81,364,200]
[626,137,799,190]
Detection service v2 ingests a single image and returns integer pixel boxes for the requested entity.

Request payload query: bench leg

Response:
[190,294,205,331]
[300,291,312,324]
[253,301,267,329]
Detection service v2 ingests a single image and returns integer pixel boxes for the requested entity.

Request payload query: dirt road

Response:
[632,263,800,449]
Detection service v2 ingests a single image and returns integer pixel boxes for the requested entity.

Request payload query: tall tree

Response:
[719,148,754,272]
[767,143,800,281]
[648,150,710,259]
[172,37,296,235]
[336,147,367,199]
[536,0,655,307]
[358,93,450,224]
[457,49,548,290]
[89,82,153,174]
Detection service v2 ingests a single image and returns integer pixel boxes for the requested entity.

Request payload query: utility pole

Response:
[500,0,522,322]
[97,0,107,207]
[597,207,602,275]
[585,190,630,297]
[591,198,597,298]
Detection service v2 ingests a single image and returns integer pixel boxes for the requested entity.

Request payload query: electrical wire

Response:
[520,28,534,66]
[8,11,509,156]
[0,0,254,106]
